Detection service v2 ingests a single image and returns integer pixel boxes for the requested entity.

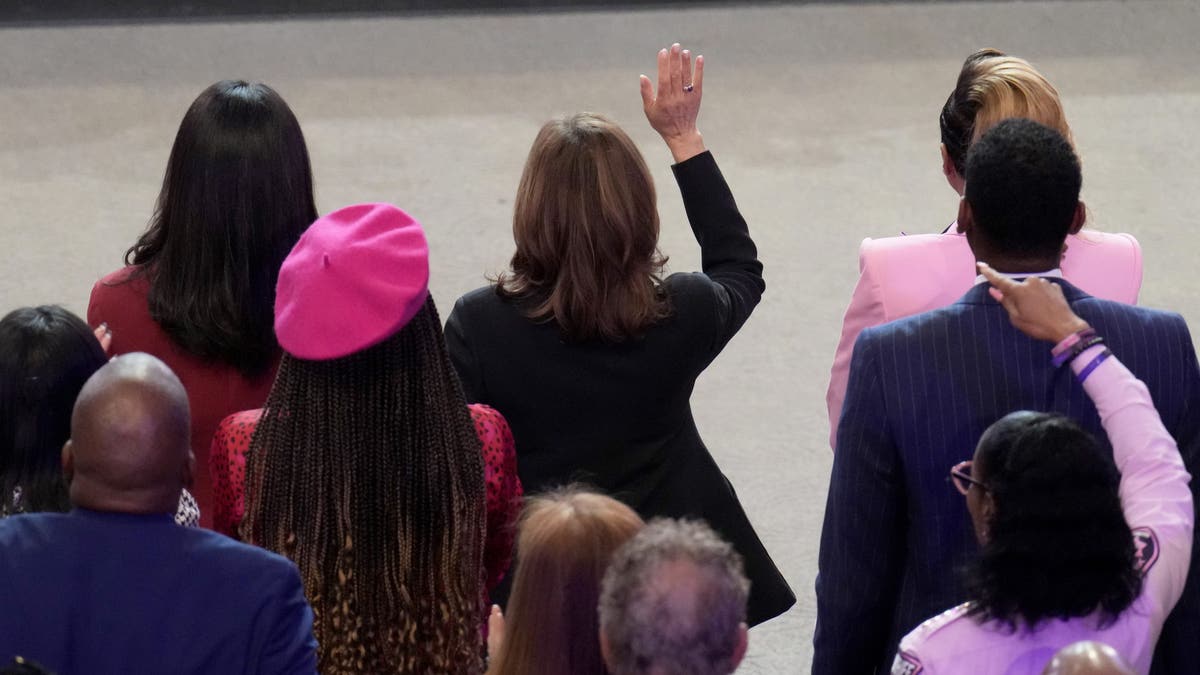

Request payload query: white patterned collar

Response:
[974,268,1063,285]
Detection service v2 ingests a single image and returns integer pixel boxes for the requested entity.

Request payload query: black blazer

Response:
[814,280,1200,675]
[445,151,795,626]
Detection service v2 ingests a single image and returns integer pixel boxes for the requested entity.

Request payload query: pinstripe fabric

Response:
[813,280,1200,675]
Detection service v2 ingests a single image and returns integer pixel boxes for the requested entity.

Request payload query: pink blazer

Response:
[827,230,1142,448]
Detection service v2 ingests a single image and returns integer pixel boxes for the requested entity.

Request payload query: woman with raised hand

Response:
[893,264,1192,674]
[486,487,644,675]
[827,50,1143,447]
[445,44,794,626]
[210,203,522,674]
[0,306,198,525]
[88,80,318,525]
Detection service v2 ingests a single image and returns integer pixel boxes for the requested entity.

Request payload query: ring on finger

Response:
[683,83,695,93]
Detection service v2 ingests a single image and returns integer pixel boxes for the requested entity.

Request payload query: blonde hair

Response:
[490,486,645,675]
[941,49,1074,175]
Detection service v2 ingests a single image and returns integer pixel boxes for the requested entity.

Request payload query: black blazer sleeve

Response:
[445,297,486,403]
[813,328,906,674]
[670,151,765,360]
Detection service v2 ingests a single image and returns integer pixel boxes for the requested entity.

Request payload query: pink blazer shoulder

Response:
[826,230,1142,448]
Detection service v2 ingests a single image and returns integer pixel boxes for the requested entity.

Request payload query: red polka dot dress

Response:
[209,403,522,591]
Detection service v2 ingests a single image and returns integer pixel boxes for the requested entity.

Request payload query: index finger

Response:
[977,262,1021,295]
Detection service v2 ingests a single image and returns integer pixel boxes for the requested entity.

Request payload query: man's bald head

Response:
[64,353,192,514]
[1041,642,1136,675]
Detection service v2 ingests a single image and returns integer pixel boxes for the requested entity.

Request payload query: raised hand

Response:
[978,262,1090,343]
[92,322,112,354]
[640,43,706,163]
[487,604,505,664]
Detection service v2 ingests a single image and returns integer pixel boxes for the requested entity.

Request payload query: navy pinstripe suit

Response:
[813,280,1200,675]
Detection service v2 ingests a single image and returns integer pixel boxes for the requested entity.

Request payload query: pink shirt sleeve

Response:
[828,240,887,449]
[1074,347,1194,621]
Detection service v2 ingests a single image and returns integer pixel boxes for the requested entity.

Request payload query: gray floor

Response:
[2,1,1199,671]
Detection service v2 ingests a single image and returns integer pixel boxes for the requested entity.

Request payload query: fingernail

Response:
[100,322,108,329]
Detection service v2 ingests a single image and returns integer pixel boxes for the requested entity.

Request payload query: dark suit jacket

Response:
[445,151,795,627]
[814,280,1200,675]
[0,509,317,674]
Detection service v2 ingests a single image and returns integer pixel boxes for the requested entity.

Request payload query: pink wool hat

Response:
[275,202,430,361]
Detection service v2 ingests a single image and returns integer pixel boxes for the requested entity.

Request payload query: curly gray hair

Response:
[599,518,750,675]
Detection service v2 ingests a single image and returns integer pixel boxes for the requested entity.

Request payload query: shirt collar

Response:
[974,268,1063,285]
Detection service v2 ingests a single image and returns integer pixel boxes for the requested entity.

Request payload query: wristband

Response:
[1075,348,1113,384]
[1053,335,1105,368]
[1051,327,1097,361]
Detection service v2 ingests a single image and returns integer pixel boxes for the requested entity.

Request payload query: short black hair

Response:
[964,117,1081,260]
[964,411,1141,630]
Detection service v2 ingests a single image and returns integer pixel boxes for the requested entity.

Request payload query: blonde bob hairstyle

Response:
[496,113,670,343]
[488,486,645,675]
[940,49,1074,177]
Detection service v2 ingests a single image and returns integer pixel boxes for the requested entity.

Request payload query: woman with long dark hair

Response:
[445,45,794,626]
[87,80,317,525]
[209,203,521,674]
[827,49,1143,447]
[894,266,1192,674]
[0,306,198,524]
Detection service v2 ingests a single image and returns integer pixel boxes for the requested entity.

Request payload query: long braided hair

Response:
[241,296,486,673]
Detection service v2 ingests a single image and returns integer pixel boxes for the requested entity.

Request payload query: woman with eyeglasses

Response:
[892,264,1192,675]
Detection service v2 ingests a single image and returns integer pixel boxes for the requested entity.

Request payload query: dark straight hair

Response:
[124,80,318,376]
[0,306,108,515]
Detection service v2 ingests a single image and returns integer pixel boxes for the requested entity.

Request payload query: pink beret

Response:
[275,203,430,361]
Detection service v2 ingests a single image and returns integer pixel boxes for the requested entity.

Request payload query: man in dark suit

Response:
[0,353,317,674]
[813,119,1200,674]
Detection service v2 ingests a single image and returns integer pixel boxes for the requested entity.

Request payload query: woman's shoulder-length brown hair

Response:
[495,112,670,342]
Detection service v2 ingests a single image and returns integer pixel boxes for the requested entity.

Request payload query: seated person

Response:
[1041,641,1136,675]
[892,268,1192,674]
[211,203,521,672]
[487,487,644,675]
[600,518,750,675]
[0,305,196,525]
[0,353,317,674]
[827,49,1143,446]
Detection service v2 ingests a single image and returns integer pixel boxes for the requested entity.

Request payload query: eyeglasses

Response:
[949,460,988,496]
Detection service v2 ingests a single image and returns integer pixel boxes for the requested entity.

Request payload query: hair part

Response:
[242,297,486,673]
[941,49,1073,177]
[599,518,749,675]
[124,79,317,376]
[964,118,1082,260]
[0,306,107,515]
[496,113,670,343]
[964,412,1141,631]
[490,485,644,675]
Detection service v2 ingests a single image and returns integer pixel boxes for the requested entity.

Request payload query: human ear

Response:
[183,451,196,489]
[941,144,965,196]
[731,623,749,671]
[1068,201,1086,235]
[61,440,74,483]
[956,199,973,234]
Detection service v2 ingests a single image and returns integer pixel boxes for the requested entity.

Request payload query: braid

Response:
[242,296,486,673]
